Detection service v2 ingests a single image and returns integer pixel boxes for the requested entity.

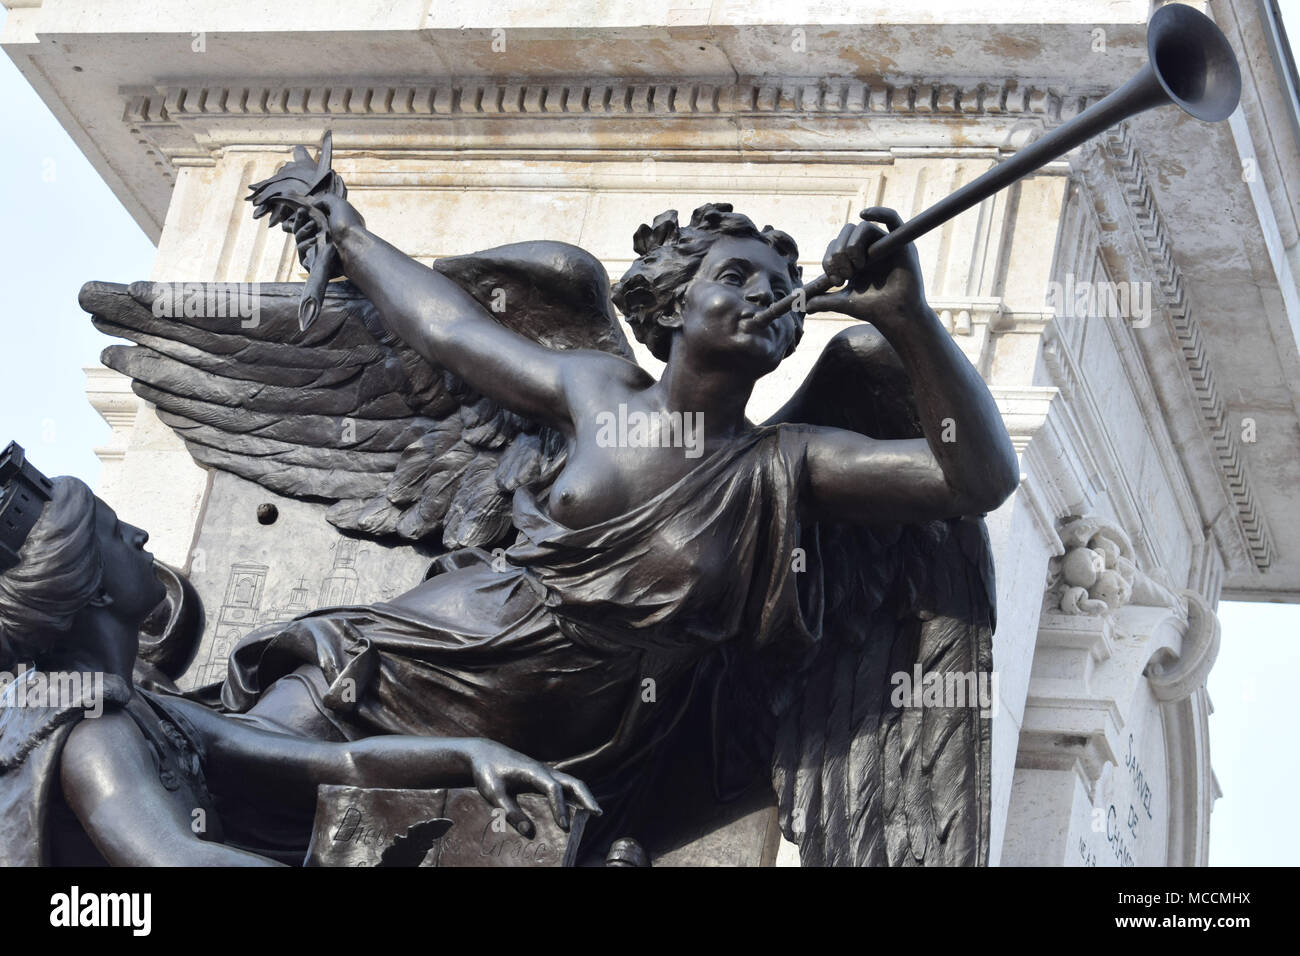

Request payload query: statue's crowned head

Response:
[0,468,102,667]
[612,203,804,365]
[0,443,162,669]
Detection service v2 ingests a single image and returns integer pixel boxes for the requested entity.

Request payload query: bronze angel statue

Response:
[80,140,1018,865]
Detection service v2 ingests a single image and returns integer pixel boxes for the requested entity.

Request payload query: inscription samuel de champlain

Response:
[1078,732,1163,868]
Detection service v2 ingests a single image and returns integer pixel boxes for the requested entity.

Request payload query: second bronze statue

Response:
[0,443,599,866]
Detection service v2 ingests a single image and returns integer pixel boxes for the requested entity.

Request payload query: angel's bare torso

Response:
[542,363,736,528]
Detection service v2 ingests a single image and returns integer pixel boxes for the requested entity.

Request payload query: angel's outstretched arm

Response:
[301,196,617,432]
[802,208,1019,524]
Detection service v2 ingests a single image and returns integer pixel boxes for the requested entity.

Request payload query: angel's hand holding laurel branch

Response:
[247,132,358,330]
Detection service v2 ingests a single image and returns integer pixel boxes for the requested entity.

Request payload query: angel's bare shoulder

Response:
[560,347,656,402]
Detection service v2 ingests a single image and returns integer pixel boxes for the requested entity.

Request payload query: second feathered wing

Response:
[751,324,997,866]
[80,241,636,552]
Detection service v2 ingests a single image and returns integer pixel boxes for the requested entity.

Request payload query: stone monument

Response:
[6,0,1300,865]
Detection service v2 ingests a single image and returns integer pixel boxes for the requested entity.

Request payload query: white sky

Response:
[0,4,1297,866]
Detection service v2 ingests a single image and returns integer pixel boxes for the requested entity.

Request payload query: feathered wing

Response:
[80,241,635,551]
[758,324,996,866]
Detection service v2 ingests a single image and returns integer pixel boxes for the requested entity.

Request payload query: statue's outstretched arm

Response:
[161,697,599,838]
[301,195,583,432]
[59,713,285,866]
[802,208,1019,523]
[60,698,599,864]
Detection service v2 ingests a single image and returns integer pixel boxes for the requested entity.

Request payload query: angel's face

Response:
[672,236,800,375]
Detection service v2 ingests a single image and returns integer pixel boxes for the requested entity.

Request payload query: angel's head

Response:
[612,203,804,373]
[0,477,161,669]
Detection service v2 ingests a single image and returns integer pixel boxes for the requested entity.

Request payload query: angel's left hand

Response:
[464,739,602,839]
[806,207,930,329]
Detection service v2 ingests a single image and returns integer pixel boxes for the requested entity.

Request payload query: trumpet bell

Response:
[1147,2,1241,123]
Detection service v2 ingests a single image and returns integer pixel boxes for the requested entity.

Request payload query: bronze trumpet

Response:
[754,2,1243,322]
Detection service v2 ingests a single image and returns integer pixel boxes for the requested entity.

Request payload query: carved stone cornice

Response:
[126,79,1093,125]
[1077,125,1275,572]
[121,78,1104,173]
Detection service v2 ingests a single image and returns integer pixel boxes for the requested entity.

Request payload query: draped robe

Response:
[215,425,825,824]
